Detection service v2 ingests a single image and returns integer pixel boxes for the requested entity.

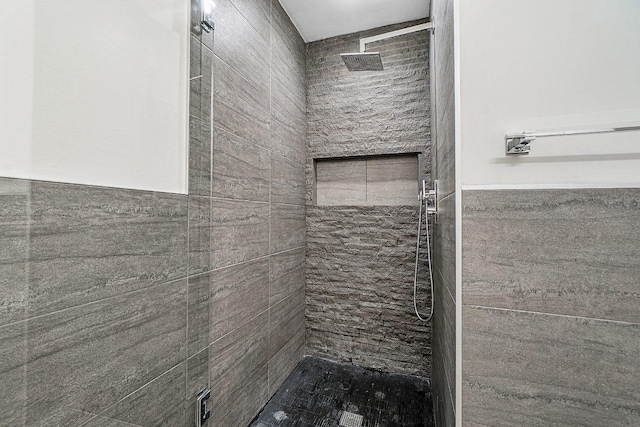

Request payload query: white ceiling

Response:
[278,0,431,42]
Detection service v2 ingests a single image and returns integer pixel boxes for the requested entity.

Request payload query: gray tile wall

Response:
[0,178,189,427]
[461,189,640,426]
[305,21,432,377]
[0,0,307,425]
[430,0,457,425]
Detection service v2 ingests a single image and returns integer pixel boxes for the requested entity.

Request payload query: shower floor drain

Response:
[339,411,364,427]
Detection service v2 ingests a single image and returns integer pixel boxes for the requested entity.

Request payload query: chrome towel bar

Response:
[505,125,640,155]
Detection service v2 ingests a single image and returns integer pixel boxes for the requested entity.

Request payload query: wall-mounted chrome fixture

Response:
[341,22,434,71]
[195,389,211,426]
[421,179,438,220]
[414,179,438,322]
[201,0,215,33]
[506,125,640,155]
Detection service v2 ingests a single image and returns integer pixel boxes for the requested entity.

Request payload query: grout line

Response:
[268,0,274,396]
[210,195,269,205]
[14,177,189,196]
[209,307,270,349]
[211,124,270,152]
[207,31,214,397]
[0,274,190,329]
[464,304,640,326]
[206,245,305,275]
[85,361,186,425]
[78,415,141,427]
[210,194,305,207]
[228,0,271,47]
[212,52,270,99]
[462,183,640,191]
[439,191,455,202]
[185,194,191,392]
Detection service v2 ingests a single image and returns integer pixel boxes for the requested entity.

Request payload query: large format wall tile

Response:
[210,258,269,342]
[434,192,456,307]
[188,36,213,197]
[315,159,367,205]
[99,362,186,427]
[230,0,271,43]
[213,368,269,427]
[431,0,456,424]
[433,0,455,199]
[269,288,305,359]
[188,196,211,275]
[186,347,210,427]
[81,415,139,427]
[366,155,419,206]
[270,31,305,130]
[271,203,305,253]
[271,107,306,166]
[0,321,27,425]
[209,312,269,426]
[188,113,212,197]
[271,0,305,90]
[25,279,187,426]
[271,153,306,206]
[210,198,269,269]
[462,306,640,427]
[188,272,211,357]
[212,126,270,202]
[270,248,305,305]
[463,189,640,323]
[189,42,213,123]
[189,34,201,78]
[213,55,270,148]
[27,182,188,318]
[214,0,270,92]
[268,325,304,396]
[0,178,30,325]
[433,268,456,411]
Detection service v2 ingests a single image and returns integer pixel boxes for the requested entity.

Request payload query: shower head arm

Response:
[359,21,434,52]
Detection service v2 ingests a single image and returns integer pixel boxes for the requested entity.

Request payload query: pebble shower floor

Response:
[249,357,435,427]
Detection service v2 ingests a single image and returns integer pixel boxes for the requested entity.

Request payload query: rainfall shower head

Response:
[340,22,434,72]
[340,52,384,71]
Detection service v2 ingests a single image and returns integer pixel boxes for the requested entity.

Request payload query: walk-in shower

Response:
[341,22,434,71]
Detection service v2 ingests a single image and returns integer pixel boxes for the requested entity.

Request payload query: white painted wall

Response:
[0,0,189,193]
[459,0,640,188]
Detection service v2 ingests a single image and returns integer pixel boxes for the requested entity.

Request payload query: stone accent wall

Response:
[305,20,431,377]
[306,206,432,376]
[307,20,431,162]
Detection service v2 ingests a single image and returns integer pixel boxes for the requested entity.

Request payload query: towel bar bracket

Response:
[506,134,536,154]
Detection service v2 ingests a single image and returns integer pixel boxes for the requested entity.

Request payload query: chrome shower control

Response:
[421,180,438,221]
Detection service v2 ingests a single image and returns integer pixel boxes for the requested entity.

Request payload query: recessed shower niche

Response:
[314,154,420,206]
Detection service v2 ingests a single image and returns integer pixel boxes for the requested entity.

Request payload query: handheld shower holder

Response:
[421,180,438,219]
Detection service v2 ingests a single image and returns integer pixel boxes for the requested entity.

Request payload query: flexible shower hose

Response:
[414,196,434,322]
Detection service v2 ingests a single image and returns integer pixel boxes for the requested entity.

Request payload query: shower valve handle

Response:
[421,180,438,217]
